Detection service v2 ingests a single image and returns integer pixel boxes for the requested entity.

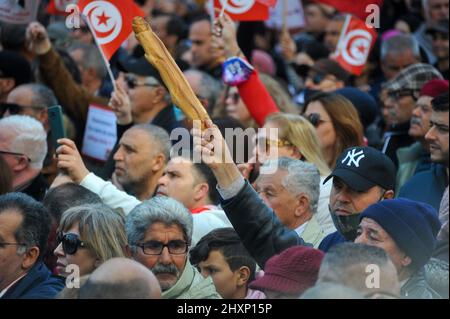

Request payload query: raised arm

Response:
[217,14,280,127]
[56,138,140,215]
[27,22,108,127]
[193,120,307,268]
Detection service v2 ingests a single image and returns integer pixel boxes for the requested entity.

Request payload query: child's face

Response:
[198,250,245,299]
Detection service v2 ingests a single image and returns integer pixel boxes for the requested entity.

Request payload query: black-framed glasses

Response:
[136,240,189,256]
[306,113,330,128]
[0,150,31,162]
[125,75,160,89]
[387,89,419,101]
[0,103,25,115]
[56,233,86,255]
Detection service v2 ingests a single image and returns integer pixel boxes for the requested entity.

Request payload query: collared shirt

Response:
[0,273,27,298]
[294,221,308,237]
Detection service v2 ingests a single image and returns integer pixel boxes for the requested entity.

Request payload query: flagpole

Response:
[333,14,351,58]
[282,0,288,33]
[81,14,117,92]
[219,0,227,18]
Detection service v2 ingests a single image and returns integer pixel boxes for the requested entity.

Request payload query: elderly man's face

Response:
[5,87,46,125]
[0,210,27,291]
[132,222,188,291]
[255,168,307,230]
[381,51,418,80]
[385,90,416,125]
[426,109,449,164]
[355,218,412,279]
[409,96,434,139]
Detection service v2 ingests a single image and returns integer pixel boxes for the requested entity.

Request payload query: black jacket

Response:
[21,174,48,202]
[382,121,415,168]
[221,181,309,268]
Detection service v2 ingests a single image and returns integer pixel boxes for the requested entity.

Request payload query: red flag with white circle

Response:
[214,0,277,21]
[78,0,145,61]
[333,15,377,76]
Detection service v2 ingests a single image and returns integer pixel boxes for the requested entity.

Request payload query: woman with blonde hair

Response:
[54,203,127,277]
[253,113,335,235]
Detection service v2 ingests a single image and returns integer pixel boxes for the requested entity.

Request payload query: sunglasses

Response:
[227,92,241,104]
[306,113,330,128]
[0,103,25,115]
[56,233,86,255]
[125,76,160,89]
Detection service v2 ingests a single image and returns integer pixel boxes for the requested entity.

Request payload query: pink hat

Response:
[251,49,276,76]
[381,29,402,42]
[249,246,324,295]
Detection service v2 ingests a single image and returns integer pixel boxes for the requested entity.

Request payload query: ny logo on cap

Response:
[342,149,365,168]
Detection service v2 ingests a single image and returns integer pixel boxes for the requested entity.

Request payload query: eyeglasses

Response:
[387,89,419,101]
[125,76,160,89]
[56,233,86,255]
[0,103,44,115]
[136,240,189,256]
[306,113,330,127]
[0,150,31,162]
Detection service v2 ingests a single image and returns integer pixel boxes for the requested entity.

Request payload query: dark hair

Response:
[0,192,51,260]
[319,243,392,288]
[192,162,220,205]
[431,92,449,112]
[0,156,13,195]
[167,15,188,40]
[78,278,153,299]
[190,228,256,282]
[43,183,102,224]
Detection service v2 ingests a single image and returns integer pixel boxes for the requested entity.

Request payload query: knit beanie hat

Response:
[360,198,441,270]
[249,246,324,295]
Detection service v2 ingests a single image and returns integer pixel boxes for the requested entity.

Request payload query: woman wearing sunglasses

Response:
[303,92,364,169]
[54,204,127,277]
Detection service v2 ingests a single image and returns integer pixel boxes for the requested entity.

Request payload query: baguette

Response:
[132,16,210,124]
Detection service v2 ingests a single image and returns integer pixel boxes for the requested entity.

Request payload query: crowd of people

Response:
[0,0,448,299]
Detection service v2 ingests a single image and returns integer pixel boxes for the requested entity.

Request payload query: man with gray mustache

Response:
[125,196,221,299]
[396,79,449,190]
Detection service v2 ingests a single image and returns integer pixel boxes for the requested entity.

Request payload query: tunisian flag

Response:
[214,0,277,21]
[333,15,377,76]
[78,0,145,61]
[313,0,383,21]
